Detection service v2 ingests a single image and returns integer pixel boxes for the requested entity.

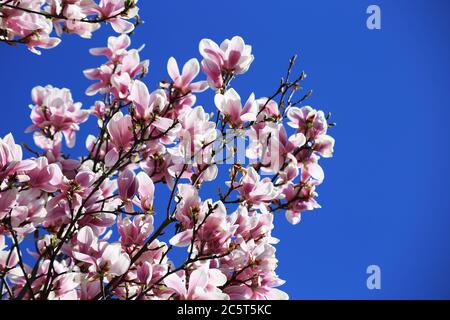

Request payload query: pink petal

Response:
[164,271,187,297]
[129,80,150,111]
[167,57,180,81]
[169,230,193,247]
[181,58,200,85]
[110,18,134,34]
[188,268,208,297]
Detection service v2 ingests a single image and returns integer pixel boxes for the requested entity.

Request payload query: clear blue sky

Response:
[1,0,450,299]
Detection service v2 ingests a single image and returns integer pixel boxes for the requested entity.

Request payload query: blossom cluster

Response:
[0,34,335,300]
[0,0,139,54]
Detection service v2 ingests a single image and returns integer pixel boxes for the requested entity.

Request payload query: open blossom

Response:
[71,226,130,276]
[248,124,306,174]
[90,34,131,62]
[199,36,254,89]
[281,180,321,225]
[129,81,162,119]
[173,184,202,229]
[7,189,46,235]
[97,243,131,276]
[84,35,149,97]
[170,200,235,255]
[140,142,173,187]
[27,85,89,148]
[49,1,100,39]
[163,266,229,300]
[107,111,134,151]
[234,167,279,210]
[228,206,278,244]
[0,133,36,181]
[287,106,335,156]
[0,0,61,54]
[168,106,217,183]
[118,214,154,248]
[90,0,139,34]
[167,57,208,94]
[135,171,155,213]
[27,157,63,193]
[214,88,257,128]
[129,80,168,121]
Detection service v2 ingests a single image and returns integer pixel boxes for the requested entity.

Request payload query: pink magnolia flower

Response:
[194,201,235,254]
[287,106,332,143]
[247,124,306,173]
[97,243,131,276]
[118,49,149,81]
[117,168,139,211]
[300,153,325,182]
[214,88,257,128]
[89,34,131,62]
[28,85,89,148]
[41,194,71,229]
[135,171,155,213]
[118,214,154,247]
[77,181,118,234]
[163,267,229,300]
[255,97,280,125]
[24,30,62,55]
[90,0,139,34]
[51,2,100,39]
[281,181,321,225]
[225,277,288,300]
[179,105,217,154]
[60,169,96,198]
[1,0,140,55]
[0,189,17,221]
[313,134,335,158]
[199,36,254,89]
[129,80,168,120]
[222,238,288,300]
[72,226,130,276]
[170,200,234,255]
[234,167,279,210]
[167,57,208,94]
[84,64,115,96]
[106,111,134,151]
[136,261,153,286]
[79,279,101,300]
[0,133,36,181]
[27,157,63,193]
[140,142,173,187]
[90,101,107,119]
[278,153,299,183]
[84,44,149,97]
[168,106,216,180]
[8,188,46,235]
[39,260,79,300]
[229,206,277,244]
[110,72,132,99]
[0,0,61,54]
[174,184,202,229]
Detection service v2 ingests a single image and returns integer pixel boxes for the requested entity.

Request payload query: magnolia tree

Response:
[0,0,139,54]
[0,30,335,299]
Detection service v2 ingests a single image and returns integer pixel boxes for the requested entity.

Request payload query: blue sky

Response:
[1,0,450,299]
